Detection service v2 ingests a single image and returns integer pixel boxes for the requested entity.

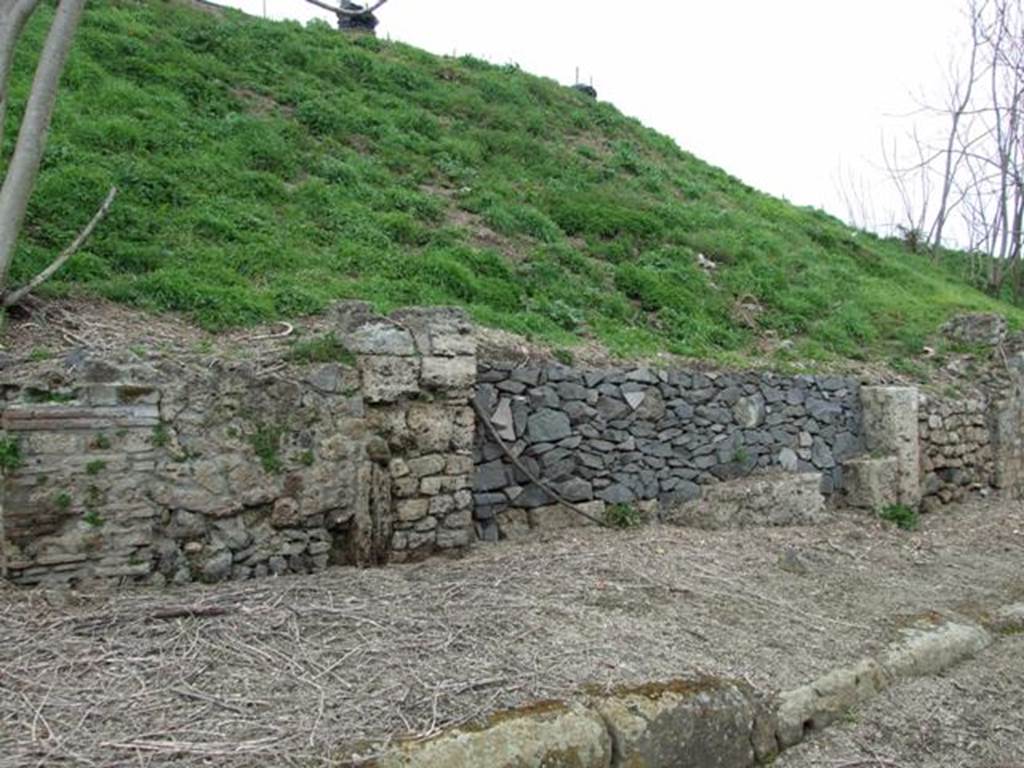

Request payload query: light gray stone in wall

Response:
[733,394,765,428]
[661,471,826,529]
[421,356,476,390]
[861,386,920,509]
[843,455,900,510]
[359,356,421,404]
[345,321,416,356]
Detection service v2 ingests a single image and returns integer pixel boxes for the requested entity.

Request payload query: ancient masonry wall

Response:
[472,363,863,538]
[0,304,477,586]
[918,394,992,512]
[6,309,1024,588]
[916,313,1024,508]
[985,355,1024,497]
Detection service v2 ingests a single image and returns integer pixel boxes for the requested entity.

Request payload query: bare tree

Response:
[881,0,1024,296]
[832,162,880,233]
[929,1,984,252]
[0,0,115,307]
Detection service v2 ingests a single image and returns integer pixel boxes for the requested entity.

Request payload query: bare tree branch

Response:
[930,0,984,252]
[2,186,117,308]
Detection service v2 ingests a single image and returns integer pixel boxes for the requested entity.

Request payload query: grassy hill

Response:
[6,0,1022,366]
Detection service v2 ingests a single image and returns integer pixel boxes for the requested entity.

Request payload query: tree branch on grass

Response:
[3,185,117,308]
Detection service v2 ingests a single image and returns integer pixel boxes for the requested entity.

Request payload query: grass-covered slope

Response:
[8,0,1022,364]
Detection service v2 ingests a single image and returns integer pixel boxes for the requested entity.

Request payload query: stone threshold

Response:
[357,602,1024,768]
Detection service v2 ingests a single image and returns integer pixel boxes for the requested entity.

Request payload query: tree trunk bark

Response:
[0,0,43,152]
[0,0,86,292]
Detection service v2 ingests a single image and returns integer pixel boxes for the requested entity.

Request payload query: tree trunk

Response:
[0,0,43,152]
[0,0,86,293]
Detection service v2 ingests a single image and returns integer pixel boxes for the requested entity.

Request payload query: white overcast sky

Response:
[224,0,967,234]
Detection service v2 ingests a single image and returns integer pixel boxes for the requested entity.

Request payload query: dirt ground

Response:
[1,495,1023,767]
[0,296,906,379]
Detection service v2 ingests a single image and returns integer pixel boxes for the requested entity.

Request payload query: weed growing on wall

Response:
[150,423,170,448]
[250,425,285,474]
[0,436,22,472]
[286,333,356,365]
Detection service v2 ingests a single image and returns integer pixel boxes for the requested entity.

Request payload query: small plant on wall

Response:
[0,434,21,578]
[0,435,21,473]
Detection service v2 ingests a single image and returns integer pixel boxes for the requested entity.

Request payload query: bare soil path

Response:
[1,496,1022,767]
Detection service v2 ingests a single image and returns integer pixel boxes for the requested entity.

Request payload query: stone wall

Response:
[916,316,1024,508]
[7,308,1024,588]
[473,363,862,538]
[986,352,1024,497]
[0,303,477,586]
[918,394,991,512]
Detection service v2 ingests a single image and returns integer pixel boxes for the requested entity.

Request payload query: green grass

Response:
[149,423,170,448]
[604,502,643,529]
[249,424,284,474]
[286,332,355,364]
[879,503,920,531]
[6,0,1024,365]
[0,436,22,472]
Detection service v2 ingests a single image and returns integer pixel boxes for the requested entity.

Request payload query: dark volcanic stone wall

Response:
[473,363,862,537]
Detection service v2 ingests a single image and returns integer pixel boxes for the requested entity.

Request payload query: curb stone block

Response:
[776,615,992,749]
[989,602,1024,633]
[842,455,900,510]
[880,620,991,678]
[594,679,758,768]
[371,701,611,768]
[775,658,886,748]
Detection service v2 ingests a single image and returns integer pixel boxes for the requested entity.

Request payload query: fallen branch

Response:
[471,399,607,527]
[250,321,294,341]
[3,185,117,308]
[148,605,234,621]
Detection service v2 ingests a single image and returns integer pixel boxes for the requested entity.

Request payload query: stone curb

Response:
[775,615,991,748]
[365,611,1001,768]
[988,601,1024,634]
[371,700,612,768]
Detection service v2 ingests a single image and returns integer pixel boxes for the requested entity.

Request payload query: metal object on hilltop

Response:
[572,65,597,99]
[304,0,388,35]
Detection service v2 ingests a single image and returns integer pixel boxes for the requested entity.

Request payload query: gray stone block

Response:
[662,471,826,529]
[598,483,635,504]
